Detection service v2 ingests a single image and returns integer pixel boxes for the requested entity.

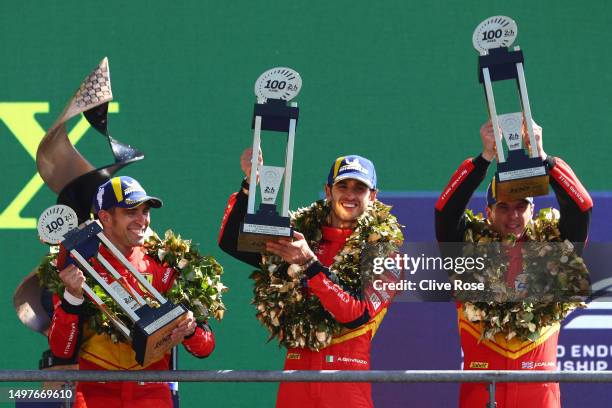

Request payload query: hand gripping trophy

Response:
[473,16,549,201]
[238,67,302,252]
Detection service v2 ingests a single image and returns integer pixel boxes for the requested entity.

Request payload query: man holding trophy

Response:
[434,16,592,408]
[220,151,402,408]
[436,120,591,408]
[48,176,216,408]
[217,62,401,408]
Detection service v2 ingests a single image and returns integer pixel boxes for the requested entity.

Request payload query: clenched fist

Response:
[59,264,85,299]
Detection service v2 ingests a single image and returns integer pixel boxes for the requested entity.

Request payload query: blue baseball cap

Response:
[93,176,162,213]
[486,178,533,207]
[327,155,377,190]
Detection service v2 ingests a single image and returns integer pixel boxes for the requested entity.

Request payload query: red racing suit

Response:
[435,154,592,408]
[219,186,398,408]
[48,245,216,408]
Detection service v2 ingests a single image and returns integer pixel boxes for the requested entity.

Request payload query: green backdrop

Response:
[1,1,610,406]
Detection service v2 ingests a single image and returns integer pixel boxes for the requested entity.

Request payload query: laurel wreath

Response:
[37,230,227,343]
[454,208,589,342]
[250,199,403,351]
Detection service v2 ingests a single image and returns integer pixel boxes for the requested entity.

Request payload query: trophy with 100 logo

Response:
[473,16,549,201]
[238,67,302,252]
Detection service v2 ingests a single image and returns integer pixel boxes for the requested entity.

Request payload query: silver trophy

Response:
[238,67,302,252]
[473,16,549,201]
[38,204,187,367]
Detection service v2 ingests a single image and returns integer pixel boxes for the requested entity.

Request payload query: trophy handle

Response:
[248,115,262,215]
[281,102,298,217]
[482,67,506,163]
[514,46,539,159]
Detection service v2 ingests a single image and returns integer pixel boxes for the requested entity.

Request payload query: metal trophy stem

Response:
[514,48,539,159]
[81,284,131,338]
[481,47,539,162]
[96,231,167,304]
[248,101,298,217]
[95,253,146,306]
[282,101,298,217]
[247,115,262,215]
[70,249,141,322]
[481,68,506,163]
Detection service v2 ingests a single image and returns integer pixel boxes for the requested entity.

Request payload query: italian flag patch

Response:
[325,355,334,363]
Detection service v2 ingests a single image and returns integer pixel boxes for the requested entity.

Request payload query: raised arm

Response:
[218,148,263,268]
[522,120,592,244]
[435,121,497,242]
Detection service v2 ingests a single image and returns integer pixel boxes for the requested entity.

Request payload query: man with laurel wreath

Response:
[435,120,592,408]
[48,176,216,408]
[219,150,403,408]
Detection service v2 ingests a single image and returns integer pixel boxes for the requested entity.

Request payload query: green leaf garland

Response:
[455,208,589,342]
[251,199,403,351]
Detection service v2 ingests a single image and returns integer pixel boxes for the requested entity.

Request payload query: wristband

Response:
[301,256,318,270]
[63,289,84,306]
[241,178,250,194]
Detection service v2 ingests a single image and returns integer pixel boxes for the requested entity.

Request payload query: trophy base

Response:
[238,206,293,253]
[132,302,187,367]
[495,173,549,202]
[495,151,549,202]
[238,230,293,252]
